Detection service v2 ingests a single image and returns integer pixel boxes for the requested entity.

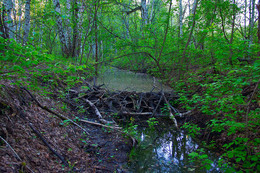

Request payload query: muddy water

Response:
[96,67,222,173]
[95,67,172,92]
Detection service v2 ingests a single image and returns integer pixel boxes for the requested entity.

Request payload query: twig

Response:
[0,136,21,160]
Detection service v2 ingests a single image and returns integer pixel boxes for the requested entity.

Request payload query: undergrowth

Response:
[0,38,95,93]
[176,62,260,172]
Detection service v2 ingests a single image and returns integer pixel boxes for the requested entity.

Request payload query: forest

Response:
[0,0,259,172]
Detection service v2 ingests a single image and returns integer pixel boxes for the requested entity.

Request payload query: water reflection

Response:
[129,126,222,173]
[95,67,172,92]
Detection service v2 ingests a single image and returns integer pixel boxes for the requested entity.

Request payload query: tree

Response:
[23,0,31,44]
[257,0,260,56]
[3,0,14,39]
[53,0,69,56]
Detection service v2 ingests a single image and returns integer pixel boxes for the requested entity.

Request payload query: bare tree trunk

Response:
[179,0,198,79]
[257,1,260,56]
[249,0,256,44]
[122,0,131,39]
[71,0,79,58]
[179,0,183,36]
[23,0,31,44]
[149,0,155,23]
[76,1,84,58]
[228,0,236,66]
[53,0,69,56]
[12,0,16,40]
[65,0,72,53]
[17,0,22,42]
[141,0,148,29]
[245,0,247,37]
[94,0,99,75]
[0,5,8,38]
[4,0,14,39]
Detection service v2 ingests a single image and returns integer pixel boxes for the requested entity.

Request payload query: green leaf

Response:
[227,152,233,158]
[236,158,241,162]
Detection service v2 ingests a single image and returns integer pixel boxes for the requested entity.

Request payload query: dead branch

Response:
[152,93,163,116]
[177,110,193,117]
[0,136,35,173]
[21,87,89,135]
[0,136,21,160]
[80,119,122,130]
[84,99,115,125]
[121,111,153,116]
[162,92,178,129]
[28,123,69,167]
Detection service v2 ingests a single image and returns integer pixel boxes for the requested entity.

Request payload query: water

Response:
[95,67,172,92]
[95,67,223,172]
[129,125,222,173]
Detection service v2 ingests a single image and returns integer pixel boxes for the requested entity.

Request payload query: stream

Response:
[95,67,223,173]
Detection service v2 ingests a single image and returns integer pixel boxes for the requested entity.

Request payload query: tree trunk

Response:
[249,0,256,44]
[228,0,236,66]
[257,1,260,56]
[0,6,8,38]
[23,0,31,44]
[75,1,84,58]
[12,0,16,40]
[149,0,155,23]
[17,0,22,42]
[94,0,99,75]
[71,0,79,58]
[141,0,148,29]
[53,0,69,56]
[65,0,72,53]
[179,0,183,37]
[179,0,198,79]
[3,0,14,39]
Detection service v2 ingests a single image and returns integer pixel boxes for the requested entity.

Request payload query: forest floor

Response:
[0,79,134,173]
